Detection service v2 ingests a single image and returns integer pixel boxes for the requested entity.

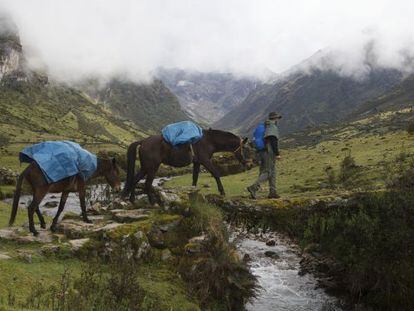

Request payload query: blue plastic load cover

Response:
[162,121,203,147]
[19,141,98,183]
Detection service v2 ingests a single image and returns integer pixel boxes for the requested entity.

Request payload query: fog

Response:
[1,0,414,82]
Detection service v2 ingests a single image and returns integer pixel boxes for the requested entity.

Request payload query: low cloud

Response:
[1,0,414,82]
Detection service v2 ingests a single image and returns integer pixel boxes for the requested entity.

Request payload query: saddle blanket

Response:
[19,141,97,183]
[162,121,203,147]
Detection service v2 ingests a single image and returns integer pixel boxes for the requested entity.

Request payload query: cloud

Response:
[1,0,414,82]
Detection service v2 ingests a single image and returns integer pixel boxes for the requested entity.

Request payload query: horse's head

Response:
[234,137,254,170]
[100,158,121,192]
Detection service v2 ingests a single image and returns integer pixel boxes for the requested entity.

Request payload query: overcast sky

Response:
[1,0,414,81]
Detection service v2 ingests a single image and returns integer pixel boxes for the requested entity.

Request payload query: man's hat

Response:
[268,112,282,120]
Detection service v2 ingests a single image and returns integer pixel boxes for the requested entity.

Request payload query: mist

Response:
[1,0,414,82]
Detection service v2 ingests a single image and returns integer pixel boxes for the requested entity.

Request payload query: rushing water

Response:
[3,178,169,217]
[235,232,342,311]
[4,180,343,310]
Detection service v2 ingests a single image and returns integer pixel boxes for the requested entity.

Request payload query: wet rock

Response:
[69,238,90,251]
[242,253,251,262]
[110,209,149,223]
[44,201,59,208]
[264,250,280,259]
[265,239,276,246]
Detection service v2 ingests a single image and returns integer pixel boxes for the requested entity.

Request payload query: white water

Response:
[236,233,342,311]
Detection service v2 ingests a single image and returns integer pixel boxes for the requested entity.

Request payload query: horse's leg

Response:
[78,182,92,223]
[50,191,69,232]
[35,206,46,229]
[145,169,159,205]
[192,162,201,187]
[201,159,225,196]
[129,170,146,203]
[28,190,47,236]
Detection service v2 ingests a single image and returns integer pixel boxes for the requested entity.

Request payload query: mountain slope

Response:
[156,68,258,124]
[0,16,145,154]
[215,67,403,136]
[81,77,188,133]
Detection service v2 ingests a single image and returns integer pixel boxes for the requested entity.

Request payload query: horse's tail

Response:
[9,166,29,226]
[122,140,143,196]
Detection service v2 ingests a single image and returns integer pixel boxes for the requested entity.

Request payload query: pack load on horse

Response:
[9,141,121,236]
[122,121,252,204]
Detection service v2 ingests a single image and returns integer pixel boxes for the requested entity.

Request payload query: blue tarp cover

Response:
[162,121,203,147]
[19,141,97,183]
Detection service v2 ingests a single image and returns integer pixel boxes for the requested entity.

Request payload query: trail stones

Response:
[69,238,90,251]
[265,239,276,246]
[0,227,54,244]
[0,252,11,260]
[110,209,150,223]
[56,219,95,239]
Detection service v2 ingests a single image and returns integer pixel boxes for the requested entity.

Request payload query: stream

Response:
[235,231,342,311]
[4,183,343,310]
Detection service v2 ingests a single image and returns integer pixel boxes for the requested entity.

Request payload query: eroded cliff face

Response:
[0,14,23,80]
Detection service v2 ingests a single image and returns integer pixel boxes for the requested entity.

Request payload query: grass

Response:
[165,130,414,199]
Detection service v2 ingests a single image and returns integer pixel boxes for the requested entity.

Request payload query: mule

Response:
[122,129,252,204]
[9,158,121,236]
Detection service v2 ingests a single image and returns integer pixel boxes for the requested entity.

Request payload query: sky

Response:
[1,0,414,82]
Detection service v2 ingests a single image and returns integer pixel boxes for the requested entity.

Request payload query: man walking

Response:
[247,112,282,199]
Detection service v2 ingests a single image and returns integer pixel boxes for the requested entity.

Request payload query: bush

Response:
[303,191,414,309]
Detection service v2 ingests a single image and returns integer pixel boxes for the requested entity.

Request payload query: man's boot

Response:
[246,185,258,199]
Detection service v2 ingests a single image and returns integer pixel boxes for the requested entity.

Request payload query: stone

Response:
[147,227,165,249]
[265,239,276,246]
[41,244,61,256]
[161,249,172,261]
[189,235,207,243]
[56,219,95,239]
[69,238,90,251]
[88,202,103,215]
[264,251,280,259]
[159,220,180,233]
[160,191,181,204]
[43,201,59,208]
[203,183,210,188]
[242,253,251,262]
[93,222,123,234]
[110,209,149,223]
[0,227,54,244]
[0,253,11,260]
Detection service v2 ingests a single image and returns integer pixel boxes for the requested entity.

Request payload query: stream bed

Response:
[235,232,342,311]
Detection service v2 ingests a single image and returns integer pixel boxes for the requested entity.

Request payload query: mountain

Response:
[0,16,146,150]
[156,68,259,124]
[215,58,403,136]
[80,77,188,133]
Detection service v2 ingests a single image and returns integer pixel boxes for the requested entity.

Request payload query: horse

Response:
[122,129,252,204]
[9,157,121,236]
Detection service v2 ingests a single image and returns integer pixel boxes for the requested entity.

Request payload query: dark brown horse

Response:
[9,158,121,236]
[122,129,252,204]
